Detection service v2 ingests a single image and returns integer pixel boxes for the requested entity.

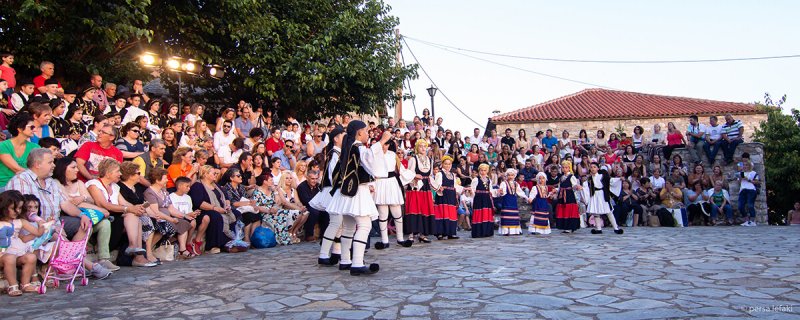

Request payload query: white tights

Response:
[377,205,404,243]
[591,213,620,230]
[341,215,372,268]
[319,214,343,259]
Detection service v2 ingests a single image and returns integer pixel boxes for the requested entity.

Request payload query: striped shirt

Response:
[6,170,67,221]
[722,120,743,141]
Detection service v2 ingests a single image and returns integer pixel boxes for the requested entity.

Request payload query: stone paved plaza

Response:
[2,226,799,319]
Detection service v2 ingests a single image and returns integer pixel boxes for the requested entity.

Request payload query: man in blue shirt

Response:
[272,139,297,170]
[542,129,558,151]
[519,159,538,191]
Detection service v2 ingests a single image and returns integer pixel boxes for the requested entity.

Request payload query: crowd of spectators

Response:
[0,54,766,296]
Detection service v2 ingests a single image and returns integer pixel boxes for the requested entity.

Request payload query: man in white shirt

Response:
[121,94,147,125]
[213,120,237,153]
[471,128,482,144]
[703,115,724,164]
[397,119,409,134]
[219,138,245,169]
[685,115,707,164]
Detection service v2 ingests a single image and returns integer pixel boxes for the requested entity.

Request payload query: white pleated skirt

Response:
[373,178,405,205]
[326,185,379,220]
[309,186,334,211]
[586,191,613,215]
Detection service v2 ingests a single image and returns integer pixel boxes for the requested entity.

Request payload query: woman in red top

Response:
[663,122,687,160]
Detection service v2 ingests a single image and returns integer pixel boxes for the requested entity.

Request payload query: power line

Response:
[404,35,800,64]
[402,37,486,129]
[406,35,617,89]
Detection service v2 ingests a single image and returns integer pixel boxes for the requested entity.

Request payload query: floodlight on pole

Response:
[139,52,161,67]
[207,65,225,79]
[181,59,199,74]
[166,57,182,71]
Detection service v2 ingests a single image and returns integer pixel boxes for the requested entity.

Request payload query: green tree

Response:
[753,93,800,224]
[0,0,416,120]
[0,0,152,87]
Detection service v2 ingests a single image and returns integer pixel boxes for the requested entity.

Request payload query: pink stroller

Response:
[38,225,91,294]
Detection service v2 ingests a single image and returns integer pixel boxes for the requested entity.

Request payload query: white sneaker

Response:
[749,221,757,227]
[740,221,750,226]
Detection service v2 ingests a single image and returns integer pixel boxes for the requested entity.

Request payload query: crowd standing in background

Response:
[0,55,768,290]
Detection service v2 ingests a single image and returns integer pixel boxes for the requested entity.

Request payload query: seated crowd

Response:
[0,56,762,296]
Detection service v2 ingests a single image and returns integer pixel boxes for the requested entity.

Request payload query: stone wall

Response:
[493,113,767,142]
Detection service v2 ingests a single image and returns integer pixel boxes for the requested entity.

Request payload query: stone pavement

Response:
[2,226,799,319]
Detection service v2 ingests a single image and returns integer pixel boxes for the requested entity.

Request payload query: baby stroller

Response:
[38,225,91,294]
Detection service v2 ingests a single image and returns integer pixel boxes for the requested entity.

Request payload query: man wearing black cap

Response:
[10,78,35,112]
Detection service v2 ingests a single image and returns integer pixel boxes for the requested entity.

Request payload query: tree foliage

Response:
[753,93,800,223]
[0,0,416,120]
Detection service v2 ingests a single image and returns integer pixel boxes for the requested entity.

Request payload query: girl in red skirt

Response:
[556,160,583,233]
[432,155,461,240]
[404,139,434,243]
[469,163,496,238]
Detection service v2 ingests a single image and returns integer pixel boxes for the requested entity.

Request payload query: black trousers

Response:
[304,207,329,239]
[614,201,643,226]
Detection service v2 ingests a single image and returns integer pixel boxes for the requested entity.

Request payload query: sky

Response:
[385,0,800,135]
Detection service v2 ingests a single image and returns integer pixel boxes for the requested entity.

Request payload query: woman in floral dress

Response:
[252,173,300,245]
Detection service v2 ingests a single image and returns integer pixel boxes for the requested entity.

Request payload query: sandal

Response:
[21,283,38,293]
[6,285,22,297]
[179,250,194,259]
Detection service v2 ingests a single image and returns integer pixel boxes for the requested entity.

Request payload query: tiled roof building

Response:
[490,89,766,142]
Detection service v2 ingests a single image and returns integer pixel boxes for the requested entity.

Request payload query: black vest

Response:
[333,144,374,197]
[321,148,341,188]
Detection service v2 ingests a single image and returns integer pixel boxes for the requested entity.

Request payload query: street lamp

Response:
[426,85,437,120]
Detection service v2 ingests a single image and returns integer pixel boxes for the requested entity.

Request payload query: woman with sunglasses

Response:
[0,113,39,190]
[115,122,145,160]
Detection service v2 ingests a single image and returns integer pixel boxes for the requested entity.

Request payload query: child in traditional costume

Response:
[404,139,435,243]
[326,121,386,275]
[582,161,624,234]
[431,156,461,240]
[313,126,345,266]
[469,163,496,238]
[528,172,556,235]
[556,160,582,233]
[498,169,526,235]
[373,139,414,249]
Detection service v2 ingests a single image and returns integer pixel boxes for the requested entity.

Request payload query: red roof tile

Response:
[491,89,762,123]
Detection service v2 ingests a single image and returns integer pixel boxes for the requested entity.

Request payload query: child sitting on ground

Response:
[1,191,45,296]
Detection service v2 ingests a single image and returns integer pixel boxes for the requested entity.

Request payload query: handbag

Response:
[648,215,661,227]
[153,240,176,262]
[238,197,257,214]
[80,208,105,225]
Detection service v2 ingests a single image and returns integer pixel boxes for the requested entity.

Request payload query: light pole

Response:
[426,85,437,120]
